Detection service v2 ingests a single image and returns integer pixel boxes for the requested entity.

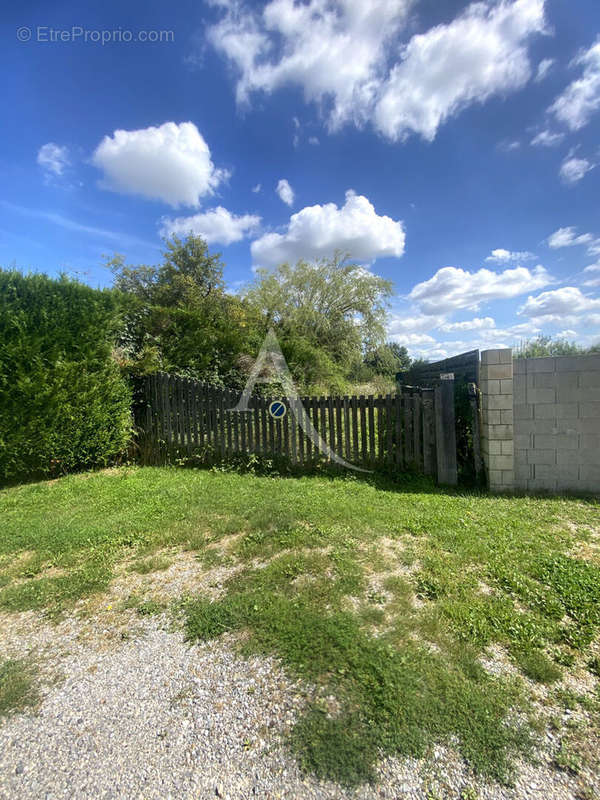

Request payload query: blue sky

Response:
[2,0,600,358]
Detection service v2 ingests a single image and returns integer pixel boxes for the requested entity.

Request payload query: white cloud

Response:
[251,190,405,267]
[547,226,594,248]
[530,129,564,146]
[276,178,294,206]
[159,206,261,245]
[485,248,535,263]
[387,313,447,336]
[92,121,227,207]
[252,183,262,193]
[409,264,552,314]
[208,0,412,130]
[549,38,600,131]
[559,155,594,184]
[439,317,496,332]
[308,136,320,145]
[373,0,546,141]
[584,263,600,273]
[535,57,554,82]
[519,286,600,317]
[209,0,545,141]
[37,143,70,176]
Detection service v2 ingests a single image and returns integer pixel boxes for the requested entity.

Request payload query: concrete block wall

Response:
[513,354,600,493]
[480,349,514,492]
[480,349,600,493]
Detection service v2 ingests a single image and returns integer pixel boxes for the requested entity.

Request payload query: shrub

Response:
[0,270,132,483]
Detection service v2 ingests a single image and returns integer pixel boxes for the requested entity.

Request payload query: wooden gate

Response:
[134,372,458,484]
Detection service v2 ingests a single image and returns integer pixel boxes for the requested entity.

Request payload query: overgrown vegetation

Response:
[0,467,598,785]
[0,270,132,483]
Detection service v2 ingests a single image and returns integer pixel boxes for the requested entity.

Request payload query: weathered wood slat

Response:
[434,380,458,485]
[367,395,375,465]
[413,392,422,471]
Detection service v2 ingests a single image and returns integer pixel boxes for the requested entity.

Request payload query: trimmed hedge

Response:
[0,270,132,483]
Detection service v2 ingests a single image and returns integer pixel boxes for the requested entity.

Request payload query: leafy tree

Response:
[364,342,411,376]
[244,254,393,389]
[108,236,264,387]
[515,335,582,358]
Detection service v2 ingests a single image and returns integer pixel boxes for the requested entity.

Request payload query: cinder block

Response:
[482,409,502,425]
[514,404,534,420]
[514,434,532,449]
[527,449,556,466]
[500,409,513,424]
[487,424,513,440]
[580,402,600,418]
[501,440,514,456]
[578,418,600,434]
[579,449,600,465]
[580,465,600,483]
[527,388,556,404]
[582,433,600,449]
[501,470,514,484]
[556,372,579,389]
[527,357,556,373]
[500,379,513,395]
[487,440,502,455]
[481,349,501,365]
[557,403,579,419]
[534,373,558,389]
[513,384,527,405]
[514,419,555,435]
[534,434,556,449]
[488,469,503,485]
[581,388,600,403]
[534,464,556,480]
[555,432,579,450]
[556,355,600,372]
[488,454,514,471]
[527,477,557,492]
[485,364,513,380]
[533,404,557,420]
[515,462,532,482]
[557,388,582,404]
[580,371,600,388]
[485,394,513,411]
[557,450,580,466]
[556,465,580,485]
[484,379,500,395]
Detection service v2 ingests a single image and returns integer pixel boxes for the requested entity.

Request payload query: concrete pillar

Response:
[480,349,515,492]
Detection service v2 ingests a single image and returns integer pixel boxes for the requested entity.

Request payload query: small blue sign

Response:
[269,400,287,419]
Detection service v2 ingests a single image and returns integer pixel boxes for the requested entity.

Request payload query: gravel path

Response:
[0,604,598,799]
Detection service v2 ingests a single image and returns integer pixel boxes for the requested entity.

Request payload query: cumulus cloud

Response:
[408,264,552,314]
[535,57,554,82]
[92,121,227,207]
[559,155,594,184]
[276,178,294,206]
[37,143,70,176]
[252,183,262,193]
[159,206,261,245]
[439,317,496,332]
[375,0,546,141]
[547,226,596,249]
[519,286,600,317]
[251,190,405,267]
[530,129,564,147]
[209,0,545,141]
[485,248,535,263]
[549,38,600,131]
[208,0,411,130]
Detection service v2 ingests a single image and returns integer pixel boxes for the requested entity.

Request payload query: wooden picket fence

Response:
[135,372,458,483]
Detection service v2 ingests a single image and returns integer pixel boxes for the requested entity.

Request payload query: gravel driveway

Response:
[0,604,597,800]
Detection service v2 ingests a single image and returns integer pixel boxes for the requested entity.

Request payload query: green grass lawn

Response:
[1,466,599,786]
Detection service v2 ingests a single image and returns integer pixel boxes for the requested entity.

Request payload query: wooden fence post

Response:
[434,379,458,485]
[468,382,484,484]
